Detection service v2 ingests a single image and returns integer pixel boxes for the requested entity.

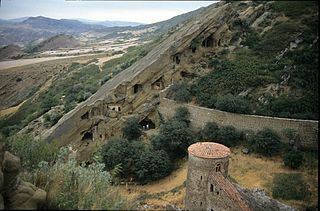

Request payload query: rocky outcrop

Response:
[235,185,296,211]
[0,143,46,210]
[42,1,250,160]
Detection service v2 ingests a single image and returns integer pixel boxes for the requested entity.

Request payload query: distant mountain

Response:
[0,16,106,46]
[8,17,30,22]
[76,18,143,27]
[22,16,105,33]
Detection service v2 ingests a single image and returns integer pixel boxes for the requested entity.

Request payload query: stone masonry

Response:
[185,142,251,211]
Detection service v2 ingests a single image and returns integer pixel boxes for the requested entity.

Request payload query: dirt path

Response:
[0,99,26,117]
[97,53,124,72]
[0,54,98,70]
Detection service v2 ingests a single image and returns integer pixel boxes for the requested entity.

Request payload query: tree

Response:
[283,150,304,169]
[151,120,194,160]
[134,149,172,183]
[101,138,144,177]
[122,117,142,141]
[249,128,281,156]
[200,121,220,141]
[217,126,241,147]
[172,107,191,126]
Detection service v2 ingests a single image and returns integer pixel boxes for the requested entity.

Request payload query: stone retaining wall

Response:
[159,98,318,149]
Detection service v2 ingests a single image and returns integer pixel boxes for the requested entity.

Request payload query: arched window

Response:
[215,163,221,172]
[210,184,213,192]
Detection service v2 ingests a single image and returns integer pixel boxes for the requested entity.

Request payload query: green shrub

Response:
[6,134,58,171]
[217,126,241,147]
[44,112,63,127]
[172,107,191,126]
[101,138,144,178]
[43,147,127,210]
[167,82,192,103]
[271,1,317,18]
[200,121,220,141]
[272,173,310,200]
[215,94,252,114]
[122,117,142,141]
[241,29,261,48]
[249,128,282,156]
[283,150,304,169]
[134,149,172,183]
[151,120,194,160]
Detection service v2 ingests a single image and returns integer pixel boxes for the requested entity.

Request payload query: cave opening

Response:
[81,131,93,141]
[152,77,164,90]
[139,117,155,130]
[133,84,143,94]
[81,112,89,120]
[174,54,181,64]
[202,35,214,47]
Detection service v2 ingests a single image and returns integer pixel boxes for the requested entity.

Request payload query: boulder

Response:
[6,180,46,210]
[0,149,47,210]
[2,151,21,173]
[241,148,249,154]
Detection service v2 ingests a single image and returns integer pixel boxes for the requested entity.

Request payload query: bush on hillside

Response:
[272,173,310,200]
[6,134,58,171]
[122,117,142,141]
[133,149,172,183]
[249,128,282,156]
[217,126,241,147]
[283,150,304,169]
[41,147,128,210]
[172,107,191,127]
[151,120,194,160]
[167,82,192,103]
[215,94,252,114]
[101,138,145,178]
[200,121,220,141]
[271,1,318,18]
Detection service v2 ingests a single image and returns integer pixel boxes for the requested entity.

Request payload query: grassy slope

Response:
[190,1,318,120]
[0,37,162,137]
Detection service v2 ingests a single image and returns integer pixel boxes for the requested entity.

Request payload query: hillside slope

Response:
[177,1,318,120]
[30,34,81,52]
[0,45,25,61]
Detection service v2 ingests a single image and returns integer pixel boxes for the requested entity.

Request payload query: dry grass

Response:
[229,147,318,210]
[117,147,318,210]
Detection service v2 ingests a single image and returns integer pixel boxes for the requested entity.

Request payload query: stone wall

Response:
[159,98,318,149]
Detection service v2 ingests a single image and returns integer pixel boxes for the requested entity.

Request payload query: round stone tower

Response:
[185,142,231,210]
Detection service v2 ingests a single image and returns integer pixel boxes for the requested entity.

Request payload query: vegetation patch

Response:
[272,173,311,201]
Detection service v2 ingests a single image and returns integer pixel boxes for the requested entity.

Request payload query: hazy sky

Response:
[0,0,216,24]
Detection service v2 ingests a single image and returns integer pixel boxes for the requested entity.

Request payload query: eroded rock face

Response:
[235,185,296,211]
[0,144,47,210]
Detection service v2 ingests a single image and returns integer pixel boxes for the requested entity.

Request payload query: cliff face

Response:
[42,1,295,160]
